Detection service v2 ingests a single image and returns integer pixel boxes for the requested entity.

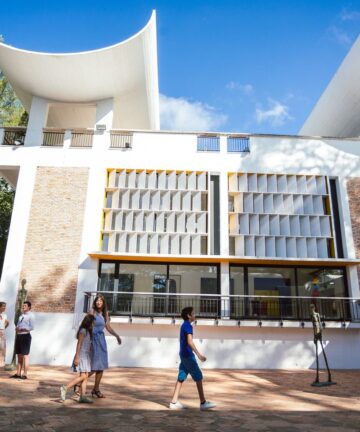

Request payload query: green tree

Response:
[0,178,14,276]
[0,73,28,126]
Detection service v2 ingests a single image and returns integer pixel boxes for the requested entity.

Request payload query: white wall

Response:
[6,313,360,369]
[1,130,360,369]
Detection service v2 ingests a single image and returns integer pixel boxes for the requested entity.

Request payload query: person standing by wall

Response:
[9,301,35,380]
[0,301,9,368]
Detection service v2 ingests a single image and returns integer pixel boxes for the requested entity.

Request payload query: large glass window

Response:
[169,264,219,316]
[229,266,245,296]
[229,266,245,316]
[247,267,296,296]
[247,267,296,318]
[297,268,346,297]
[119,263,167,316]
[297,268,347,319]
[98,262,116,310]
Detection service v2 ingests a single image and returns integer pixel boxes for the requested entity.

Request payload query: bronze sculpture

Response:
[310,303,336,386]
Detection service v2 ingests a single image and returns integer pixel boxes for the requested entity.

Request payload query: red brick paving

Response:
[1,366,359,431]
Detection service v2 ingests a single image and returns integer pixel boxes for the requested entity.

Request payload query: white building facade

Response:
[0,13,360,369]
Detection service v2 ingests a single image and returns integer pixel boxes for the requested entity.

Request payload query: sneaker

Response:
[169,401,186,410]
[79,396,93,404]
[9,374,21,379]
[60,385,67,402]
[200,400,216,410]
[20,375,27,380]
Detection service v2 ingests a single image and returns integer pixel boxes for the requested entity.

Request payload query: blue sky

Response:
[0,0,359,134]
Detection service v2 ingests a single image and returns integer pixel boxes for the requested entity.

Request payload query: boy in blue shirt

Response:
[169,306,216,410]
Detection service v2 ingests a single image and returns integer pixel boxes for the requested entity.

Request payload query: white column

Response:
[63,130,72,149]
[220,170,229,256]
[72,162,107,324]
[338,177,354,259]
[24,96,49,147]
[93,98,114,150]
[348,266,360,297]
[0,164,37,362]
[220,261,230,318]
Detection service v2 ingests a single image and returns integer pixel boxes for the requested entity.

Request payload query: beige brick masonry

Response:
[347,178,360,283]
[20,166,89,313]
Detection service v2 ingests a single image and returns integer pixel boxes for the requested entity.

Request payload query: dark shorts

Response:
[178,355,203,382]
[15,333,32,355]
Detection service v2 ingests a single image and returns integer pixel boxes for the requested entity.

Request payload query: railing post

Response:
[0,128,4,145]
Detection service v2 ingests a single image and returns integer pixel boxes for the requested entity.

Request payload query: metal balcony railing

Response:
[83,292,360,322]
[227,136,250,152]
[197,135,220,152]
[70,130,94,148]
[110,132,133,149]
[229,295,355,322]
[2,127,26,146]
[42,129,65,147]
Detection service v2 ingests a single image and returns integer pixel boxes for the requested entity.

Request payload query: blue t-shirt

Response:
[179,320,193,358]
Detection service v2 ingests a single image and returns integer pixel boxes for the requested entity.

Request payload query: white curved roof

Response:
[300,36,360,138]
[0,11,159,130]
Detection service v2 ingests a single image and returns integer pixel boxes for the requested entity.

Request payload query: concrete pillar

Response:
[220,168,229,256]
[24,97,49,146]
[63,130,72,149]
[0,164,37,362]
[94,98,114,150]
[220,261,230,318]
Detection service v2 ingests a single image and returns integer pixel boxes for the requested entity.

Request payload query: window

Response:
[98,262,116,310]
[169,264,219,316]
[247,267,296,318]
[197,135,220,152]
[229,265,348,320]
[227,136,250,152]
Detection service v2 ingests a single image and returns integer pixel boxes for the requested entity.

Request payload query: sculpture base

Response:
[311,381,337,387]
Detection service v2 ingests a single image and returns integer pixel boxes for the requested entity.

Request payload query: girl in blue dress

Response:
[88,294,122,398]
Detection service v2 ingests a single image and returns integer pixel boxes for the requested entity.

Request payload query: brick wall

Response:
[20,167,89,313]
[347,178,360,282]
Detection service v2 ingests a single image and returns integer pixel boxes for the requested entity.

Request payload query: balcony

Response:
[83,291,359,323]
[70,129,94,148]
[1,127,26,145]
[197,135,220,152]
[110,131,133,149]
[227,136,250,152]
[42,128,65,147]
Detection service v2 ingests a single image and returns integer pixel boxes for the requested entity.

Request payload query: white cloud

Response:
[159,94,227,131]
[328,26,352,46]
[255,99,292,128]
[340,9,360,21]
[226,82,254,94]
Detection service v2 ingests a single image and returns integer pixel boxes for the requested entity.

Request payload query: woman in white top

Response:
[0,301,9,368]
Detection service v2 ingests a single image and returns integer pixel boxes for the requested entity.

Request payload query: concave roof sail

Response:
[0,10,160,130]
[300,35,360,138]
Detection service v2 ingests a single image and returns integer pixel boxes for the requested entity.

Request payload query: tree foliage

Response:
[0,178,14,275]
[0,72,28,126]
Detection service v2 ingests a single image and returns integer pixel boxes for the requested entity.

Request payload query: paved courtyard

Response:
[0,366,359,431]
